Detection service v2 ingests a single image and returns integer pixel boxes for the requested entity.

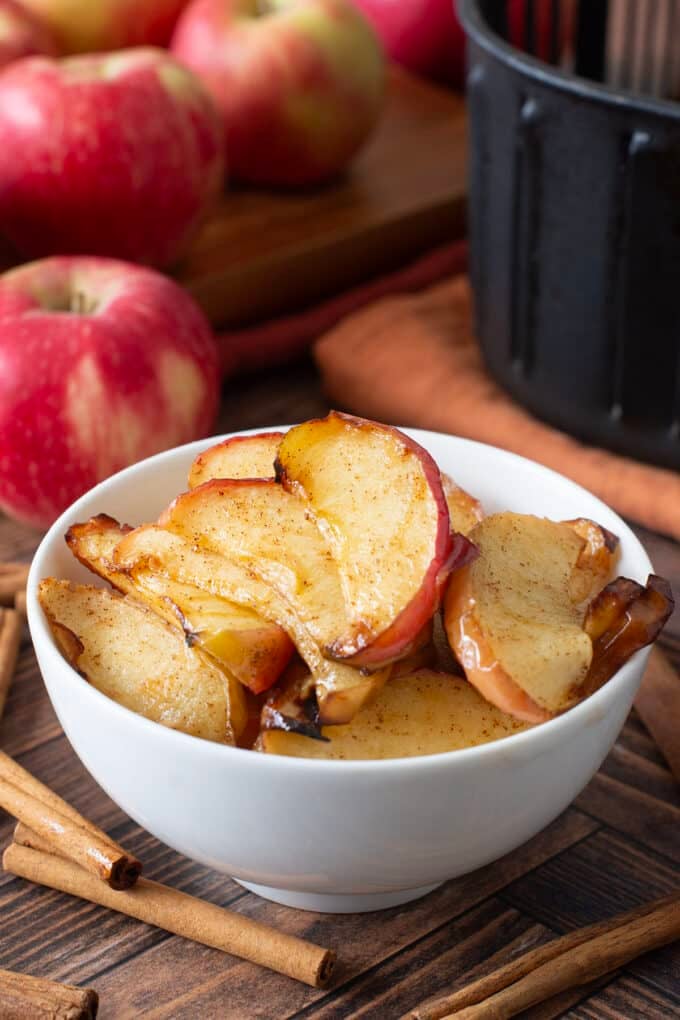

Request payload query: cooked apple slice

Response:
[114,523,391,725]
[67,515,293,695]
[38,579,246,744]
[66,514,133,585]
[275,411,475,666]
[189,433,484,545]
[441,473,484,536]
[444,513,595,721]
[188,431,284,488]
[259,658,323,740]
[583,574,674,694]
[159,478,351,649]
[260,669,531,759]
[565,517,620,605]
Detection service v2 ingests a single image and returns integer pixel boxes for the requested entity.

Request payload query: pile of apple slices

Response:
[39,412,673,759]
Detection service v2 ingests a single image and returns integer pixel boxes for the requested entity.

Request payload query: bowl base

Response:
[234,879,442,913]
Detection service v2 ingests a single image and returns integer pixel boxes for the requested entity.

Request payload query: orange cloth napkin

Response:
[315,273,680,543]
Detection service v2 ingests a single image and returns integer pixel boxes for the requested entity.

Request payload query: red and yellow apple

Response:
[0,0,55,67]
[0,256,219,528]
[351,0,466,86]
[18,0,189,53]
[351,0,565,88]
[0,49,224,266]
[171,0,385,186]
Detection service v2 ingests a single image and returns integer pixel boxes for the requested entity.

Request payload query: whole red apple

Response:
[171,0,385,187]
[0,49,224,267]
[0,257,220,529]
[18,0,189,53]
[0,0,55,67]
[351,0,466,85]
[351,0,557,88]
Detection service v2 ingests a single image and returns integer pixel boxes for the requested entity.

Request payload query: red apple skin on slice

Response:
[275,411,476,667]
[443,514,599,722]
[188,431,284,488]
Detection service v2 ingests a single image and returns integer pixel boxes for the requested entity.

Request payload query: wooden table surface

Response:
[1,358,679,1020]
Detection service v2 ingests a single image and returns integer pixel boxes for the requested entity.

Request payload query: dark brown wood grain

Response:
[634,648,680,784]
[0,358,678,1019]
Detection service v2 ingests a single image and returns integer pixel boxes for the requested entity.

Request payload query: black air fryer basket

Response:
[458,0,680,471]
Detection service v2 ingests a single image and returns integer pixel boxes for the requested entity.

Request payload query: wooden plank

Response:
[634,648,680,784]
[619,712,671,770]
[89,811,596,1018]
[0,838,246,987]
[575,772,680,864]
[500,829,680,1006]
[599,742,679,808]
[518,977,615,1020]
[501,828,679,932]
[0,639,61,759]
[289,900,548,1020]
[175,67,467,328]
[290,905,615,1020]
[215,357,330,432]
[0,736,146,853]
[567,972,680,1019]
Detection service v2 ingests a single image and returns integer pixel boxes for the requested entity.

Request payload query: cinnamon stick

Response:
[0,750,141,889]
[0,776,139,890]
[0,563,29,606]
[414,892,680,1020]
[635,647,680,784]
[3,841,336,988]
[407,894,679,1020]
[0,967,98,1019]
[14,589,26,618]
[0,608,22,722]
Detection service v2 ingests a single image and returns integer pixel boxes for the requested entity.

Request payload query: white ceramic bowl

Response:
[28,429,654,913]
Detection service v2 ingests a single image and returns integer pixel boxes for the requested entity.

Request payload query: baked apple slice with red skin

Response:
[444,513,595,723]
[275,411,475,667]
[189,432,484,550]
[188,431,284,488]
[445,513,671,723]
[68,514,294,695]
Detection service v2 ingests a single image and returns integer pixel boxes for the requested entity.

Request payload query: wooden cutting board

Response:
[175,66,468,328]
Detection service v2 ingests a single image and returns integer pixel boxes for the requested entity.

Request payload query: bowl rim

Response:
[28,425,655,774]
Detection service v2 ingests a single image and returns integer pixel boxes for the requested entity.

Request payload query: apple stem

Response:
[71,291,88,314]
